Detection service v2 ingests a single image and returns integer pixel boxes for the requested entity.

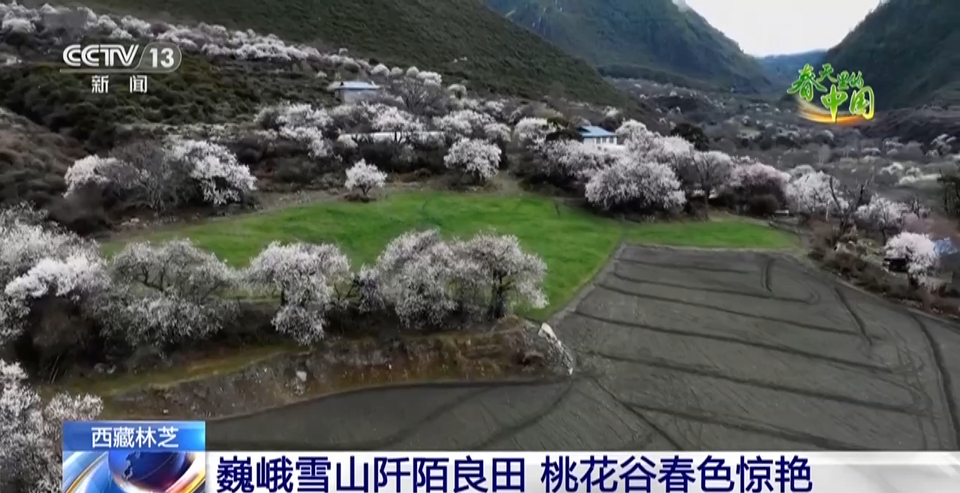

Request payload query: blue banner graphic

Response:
[62,420,205,493]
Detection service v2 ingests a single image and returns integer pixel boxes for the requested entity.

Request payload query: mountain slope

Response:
[826,0,960,108]
[485,0,775,92]
[80,0,629,106]
[758,51,826,85]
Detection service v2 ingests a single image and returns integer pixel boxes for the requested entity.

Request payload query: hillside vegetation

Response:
[486,0,775,93]
[79,0,628,106]
[826,0,960,108]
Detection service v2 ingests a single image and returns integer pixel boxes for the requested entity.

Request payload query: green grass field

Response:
[106,192,796,319]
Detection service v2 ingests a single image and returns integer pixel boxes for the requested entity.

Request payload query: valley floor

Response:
[205,246,960,450]
[104,190,794,319]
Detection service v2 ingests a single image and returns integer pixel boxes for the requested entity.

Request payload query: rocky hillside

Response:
[826,0,960,108]
[77,0,628,106]
[485,0,775,93]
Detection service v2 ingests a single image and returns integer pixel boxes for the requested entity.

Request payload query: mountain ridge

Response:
[485,0,775,93]
[76,0,629,106]
[757,51,826,86]
[826,0,960,108]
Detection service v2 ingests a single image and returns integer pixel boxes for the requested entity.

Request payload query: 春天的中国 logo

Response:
[787,63,875,125]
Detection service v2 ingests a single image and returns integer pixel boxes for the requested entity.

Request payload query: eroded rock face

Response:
[107,320,571,419]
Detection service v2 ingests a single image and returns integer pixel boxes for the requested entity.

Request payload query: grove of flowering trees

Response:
[0,203,548,370]
[514,118,793,217]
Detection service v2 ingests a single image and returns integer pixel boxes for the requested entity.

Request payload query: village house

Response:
[326,80,380,103]
[883,237,960,288]
[578,126,619,147]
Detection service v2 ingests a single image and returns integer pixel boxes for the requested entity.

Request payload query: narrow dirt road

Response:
[208,246,960,450]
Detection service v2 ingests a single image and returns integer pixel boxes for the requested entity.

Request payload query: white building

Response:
[326,80,381,103]
[578,125,619,147]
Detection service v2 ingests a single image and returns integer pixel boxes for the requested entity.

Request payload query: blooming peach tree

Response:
[0,359,102,493]
[244,242,351,344]
[585,156,686,213]
[444,138,501,183]
[884,232,939,287]
[344,159,387,200]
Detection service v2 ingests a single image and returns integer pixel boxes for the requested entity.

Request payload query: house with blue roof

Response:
[578,126,619,147]
[327,80,380,103]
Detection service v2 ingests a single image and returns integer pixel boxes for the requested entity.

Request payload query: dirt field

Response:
[206,245,960,450]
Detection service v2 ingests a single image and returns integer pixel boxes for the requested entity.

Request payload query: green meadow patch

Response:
[105,192,796,319]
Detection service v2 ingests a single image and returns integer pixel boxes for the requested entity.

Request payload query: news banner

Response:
[62,421,960,493]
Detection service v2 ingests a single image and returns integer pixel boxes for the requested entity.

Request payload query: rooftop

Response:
[935,238,958,256]
[578,125,615,138]
[328,80,380,91]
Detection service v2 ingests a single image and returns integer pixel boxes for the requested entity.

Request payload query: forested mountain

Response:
[78,0,628,105]
[758,51,826,85]
[826,0,960,108]
[486,0,775,92]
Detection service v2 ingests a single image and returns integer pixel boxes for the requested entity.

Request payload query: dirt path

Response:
[206,245,960,450]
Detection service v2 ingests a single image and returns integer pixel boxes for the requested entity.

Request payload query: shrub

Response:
[746,194,781,217]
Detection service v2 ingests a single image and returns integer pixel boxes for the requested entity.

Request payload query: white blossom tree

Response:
[585,156,686,213]
[0,359,102,493]
[245,242,350,344]
[786,171,838,219]
[63,155,124,196]
[64,139,257,211]
[514,117,551,149]
[0,206,104,345]
[433,109,494,142]
[255,102,332,130]
[389,70,446,115]
[373,230,457,328]
[344,159,387,200]
[727,160,789,205]
[616,120,656,148]
[444,139,501,183]
[885,232,939,287]
[108,240,239,345]
[166,138,257,206]
[452,233,547,318]
[370,63,390,77]
[540,140,621,182]
[856,197,908,241]
[483,122,511,144]
[642,135,696,175]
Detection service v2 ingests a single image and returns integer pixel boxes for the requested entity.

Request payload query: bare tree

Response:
[816,144,831,165]
[829,173,874,235]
